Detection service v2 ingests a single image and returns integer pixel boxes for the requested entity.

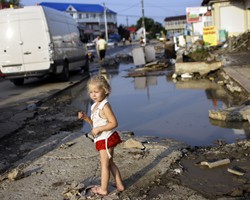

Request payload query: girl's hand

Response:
[91,127,101,137]
[78,111,93,127]
[77,111,85,120]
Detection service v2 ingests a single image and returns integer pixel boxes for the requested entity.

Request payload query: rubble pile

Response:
[218,31,250,54]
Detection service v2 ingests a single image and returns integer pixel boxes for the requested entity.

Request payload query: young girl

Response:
[78,75,125,196]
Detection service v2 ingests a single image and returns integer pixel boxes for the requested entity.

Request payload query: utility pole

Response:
[126,16,128,27]
[141,0,146,45]
[103,2,108,41]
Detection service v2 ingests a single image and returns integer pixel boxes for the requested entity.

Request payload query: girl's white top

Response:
[91,98,114,158]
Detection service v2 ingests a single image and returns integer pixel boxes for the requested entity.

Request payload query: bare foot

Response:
[91,185,108,196]
[112,183,125,192]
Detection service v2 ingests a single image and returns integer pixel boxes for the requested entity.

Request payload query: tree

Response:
[136,17,165,39]
[118,25,130,40]
[0,0,20,7]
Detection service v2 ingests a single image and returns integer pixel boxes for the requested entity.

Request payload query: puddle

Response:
[77,63,250,146]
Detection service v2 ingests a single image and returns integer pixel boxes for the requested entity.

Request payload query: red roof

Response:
[127,27,136,33]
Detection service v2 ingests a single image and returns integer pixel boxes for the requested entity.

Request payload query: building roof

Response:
[39,2,116,14]
[164,15,186,21]
[201,0,235,6]
[127,27,136,33]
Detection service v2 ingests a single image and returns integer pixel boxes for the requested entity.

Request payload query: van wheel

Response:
[58,61,69,81]
[11,78,24,86]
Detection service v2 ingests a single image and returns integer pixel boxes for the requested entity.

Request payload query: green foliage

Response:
[136,17,165,39]
[118,25,130,40]
[188,48,210,62]
[0,0,19,6]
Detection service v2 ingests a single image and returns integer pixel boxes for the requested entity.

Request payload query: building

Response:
[164,15,187,38]
[40,2,118,41]
[202,0,250,39]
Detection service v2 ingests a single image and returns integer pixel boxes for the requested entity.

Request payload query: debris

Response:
[172,73,177,79]
[174,168,183,174]
[209,105,250,122]
[181,73,192,79]
[122,138,145,150]
[227,166,246,176]
[85,132,94,142]
[62,181,85,199]
[7,168,24,181]
[59,142,76,149]
[200,158,230,168]
[175,61,222,77]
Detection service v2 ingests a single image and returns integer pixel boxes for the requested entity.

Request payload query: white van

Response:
[0,6,89,86]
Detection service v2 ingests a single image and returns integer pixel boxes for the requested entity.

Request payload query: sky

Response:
[21,0,203,26]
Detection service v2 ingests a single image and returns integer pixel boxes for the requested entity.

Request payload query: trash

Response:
[200,158,230,168]
[172,73,177,79]
[174,168,183,174]
[59,142,76,149]
[227,166,246,176]
[181,73,192,79]
[62,181,85,199]
[85,132,94,142]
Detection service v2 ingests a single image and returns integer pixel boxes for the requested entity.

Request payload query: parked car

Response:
[107,39,118,46]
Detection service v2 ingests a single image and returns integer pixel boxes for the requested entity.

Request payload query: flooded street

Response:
[78,63,249,146]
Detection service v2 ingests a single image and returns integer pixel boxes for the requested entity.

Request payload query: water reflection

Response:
[81,63,249,146]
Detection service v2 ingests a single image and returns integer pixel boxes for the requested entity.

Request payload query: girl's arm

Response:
[78,111,93,127]
[92,103,117,136]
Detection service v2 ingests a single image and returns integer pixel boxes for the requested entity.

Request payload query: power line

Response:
[115,2,141,13]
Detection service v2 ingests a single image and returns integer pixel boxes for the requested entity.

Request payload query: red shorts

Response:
[95,132,122,151]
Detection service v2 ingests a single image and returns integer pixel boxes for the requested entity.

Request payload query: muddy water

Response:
[76,63,249,146]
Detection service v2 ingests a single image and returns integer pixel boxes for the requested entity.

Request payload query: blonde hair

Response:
[87,75,111,96]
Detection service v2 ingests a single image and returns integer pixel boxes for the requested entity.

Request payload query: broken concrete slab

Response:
[175,61,222,76]
[209,105,250,122]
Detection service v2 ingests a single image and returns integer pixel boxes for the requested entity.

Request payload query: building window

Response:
[86,14,89,18]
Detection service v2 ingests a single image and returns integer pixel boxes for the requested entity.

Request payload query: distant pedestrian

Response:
[93,35,100,60]
[97,35,107,61]
[78,75,125,196]
[140,36,145,46]
[128,37,132,45]
[122,37,126,46]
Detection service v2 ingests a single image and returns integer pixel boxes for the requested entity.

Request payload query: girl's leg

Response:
[98,149,110,195]
[109,148,125,191]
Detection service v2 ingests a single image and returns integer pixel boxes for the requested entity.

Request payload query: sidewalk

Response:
[0,131,188,200]
[223,65,250,94]
[222,52,250,94]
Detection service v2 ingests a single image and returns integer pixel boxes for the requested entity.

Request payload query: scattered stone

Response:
[59,142,76,149]
[62,181,85,199]
[7,168,24,181]
[122,138,145,150]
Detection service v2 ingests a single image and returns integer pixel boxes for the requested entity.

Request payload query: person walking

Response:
[78,75,125,196]
[97,35,107,61]
[92,35,100,60]
[122,37,126,46]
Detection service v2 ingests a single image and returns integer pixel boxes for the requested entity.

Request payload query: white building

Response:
[40,2,118,41]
